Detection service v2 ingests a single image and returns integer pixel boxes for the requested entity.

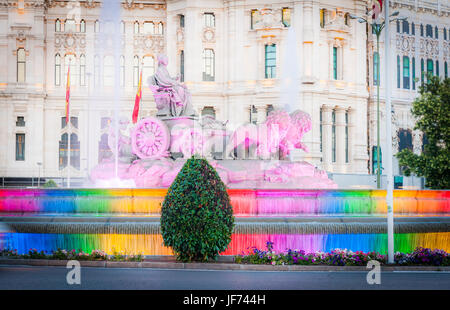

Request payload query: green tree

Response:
[160,156,235,262]
[396,76,450,189]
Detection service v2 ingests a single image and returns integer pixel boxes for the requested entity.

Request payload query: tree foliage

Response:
[396,76,450,189]
[160,156,234,262]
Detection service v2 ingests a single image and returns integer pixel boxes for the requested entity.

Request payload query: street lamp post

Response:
[350,6,406,264]
[37,162,42,187]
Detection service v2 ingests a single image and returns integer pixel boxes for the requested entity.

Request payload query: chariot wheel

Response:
[131,117,170,159]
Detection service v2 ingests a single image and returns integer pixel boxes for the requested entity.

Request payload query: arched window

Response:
[403,56,410,89]
[133,56,140,87]
[412,57,416,90]
[427,59,434,80]
[445,62,448,79]
[396,20,400,33]
[157,22,163,34]
[142,56,155,84]
[180,50,184,82]
[397,55,400,88]
[373,52,379,86]
[402,20,409,34]
[282,8,291,27]
[435,26,438,39]
[55,19,61,32]
[436,60,439,77]
[426,24,432,37]
[65,19,76,32]
[79,54,86,86]
[372,146,382,174]
[17,48,26,83]
[202,106,216,118]
[411,22,415,35]
[203,49,215,81]
[144,22,154,34]
[55,53,61,86]
[134,21,140,34]
[444,28,447,40]
[120,55,125,87]
[120,21,125,34]
[420,24,424,36]
[80,19,86,33]
[64,54,76,86]
[94,55,100,86]
[421,58,424,84]
[333,46,338,80]
[103,55,114,86]
[398,129,413,152]
[94,20,100,33]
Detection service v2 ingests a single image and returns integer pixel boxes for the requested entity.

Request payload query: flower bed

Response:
[0,248,143,262]
[233,242,450,266]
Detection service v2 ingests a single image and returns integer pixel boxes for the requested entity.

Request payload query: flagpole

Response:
[67,59,71,188]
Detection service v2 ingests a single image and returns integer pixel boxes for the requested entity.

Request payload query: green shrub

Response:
[43,179,57,188]
[160,156,234,262]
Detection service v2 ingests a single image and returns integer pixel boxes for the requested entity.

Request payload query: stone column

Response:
[335,106,347,171]
[321,105,333,169]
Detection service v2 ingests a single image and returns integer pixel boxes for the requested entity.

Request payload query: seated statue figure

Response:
[148,54,196,118]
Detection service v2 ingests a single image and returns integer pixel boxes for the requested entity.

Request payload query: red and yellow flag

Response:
[132,69,143,124]
[65,63,70,124]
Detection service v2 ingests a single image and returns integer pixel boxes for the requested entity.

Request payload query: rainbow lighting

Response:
[0,188,448,216]
[0,188,449,256]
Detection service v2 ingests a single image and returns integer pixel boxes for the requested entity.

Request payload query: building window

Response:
[396,20,400,33]
[65,19,76,32]
[249,105,257,124]
[412,22,415,35]
[143,56,155,84]
[420,24,424,36]
[344,13,350,26]
[265,44,276,79]
[55,19,61,32]
[373,52,379,86]
[402,20,409,34]
[80,19,86,33]
[251,10,260,29]
[412,57,416,90]
[426,24,432,37]
[179,15,185,28]
[157,22,163,35]
[180,50,184,82]
[94,55,100,86]
[372,146,382,174]
[204,13,215,27]
[134,21,140,34]
[202,107,216,119]
[17,48,26,83]
[203,49,215,81]
[398,129,413,152]
[55,53,61,86]
[319,108,323,153]
[397,55,400,88]
[94,20,100,33]
[79,54,86,86]
[59,133,80,170]
[320,9,326,28]
[120,21,125,34]
[282,8,291,27]
[421,58,424,84]
[403,56,410,89]
[444,28,447,40]
[266,104,274,116]
[333,47,338,80]
[143,21,154,34]
[64,54,76,86]
[427,59,434,80]
[16,116,25,127]
[98,133,112,163]
[16,133,25,161]
[61,116,78,129]
[445,62,448,79]
[120,55,125,87]
[133,56,140,87]
[331,110,336,163]
[345,111,349,163]
[436,60,439,77]
[435,26,438,39]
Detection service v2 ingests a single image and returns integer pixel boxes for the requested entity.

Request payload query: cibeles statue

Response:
[148,54,197,118]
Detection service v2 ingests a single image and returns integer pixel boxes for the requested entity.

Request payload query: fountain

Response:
[0,9,448,256]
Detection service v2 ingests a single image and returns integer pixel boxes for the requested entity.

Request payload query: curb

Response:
[1,258,449,272]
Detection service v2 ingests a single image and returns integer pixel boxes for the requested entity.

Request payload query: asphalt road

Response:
[0,265,449,290]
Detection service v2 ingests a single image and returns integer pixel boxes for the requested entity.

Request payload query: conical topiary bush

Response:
[160,156,235,262]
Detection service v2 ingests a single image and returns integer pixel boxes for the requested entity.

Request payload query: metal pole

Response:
[68,111,71,188]
[376,29,381,189]
[384,0,395,263]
